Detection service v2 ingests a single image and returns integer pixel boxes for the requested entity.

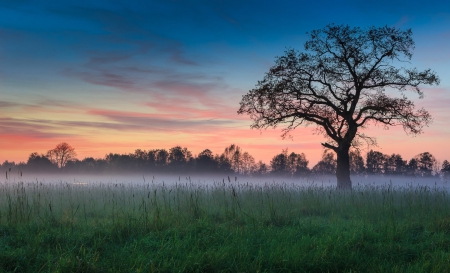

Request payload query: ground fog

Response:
[4,172,449,191]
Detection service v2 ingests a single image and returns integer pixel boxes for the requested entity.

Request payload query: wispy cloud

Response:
[0,118,71,138]
[87,109,237,132]
[416,87,450,122]
[0,101,20,108]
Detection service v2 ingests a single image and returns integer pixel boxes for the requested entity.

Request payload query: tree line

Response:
[1,142,449,178]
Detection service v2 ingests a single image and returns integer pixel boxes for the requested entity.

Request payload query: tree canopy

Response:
[46,142,77,168]
[238,24,439,189]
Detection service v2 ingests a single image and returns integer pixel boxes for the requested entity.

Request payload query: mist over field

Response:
[4,171,449,191]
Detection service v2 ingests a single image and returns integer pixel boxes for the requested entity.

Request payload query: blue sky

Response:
[1,0,449,164]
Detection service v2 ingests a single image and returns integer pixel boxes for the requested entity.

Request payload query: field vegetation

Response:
[1,176,450,272]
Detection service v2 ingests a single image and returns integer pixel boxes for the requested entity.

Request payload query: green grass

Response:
[1,178,450,272]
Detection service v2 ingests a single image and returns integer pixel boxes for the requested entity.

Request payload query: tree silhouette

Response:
[238,24,439,189]
[26,152,56,172]
[312,152,336,175]
[1,160,16,172]
[270,148,310,177]
[384,154,407,175]
[442,160,450,178]
[46,142,77,168]
[216,154,233,173]
[366,150,386,175]
[155,149,169,168]
[349,150,365,175]
[222,144,243,174]
[414,152,436,177]
[105,153,133,171]
[147,149,160,170]
[407,158,419,176]
[240,151,256,175]
[287,151,309,177]
[168,146,192,171]
[67,157,107,173]
[132,149,148,170]
[270,149,290,176]
[254,161,270,176]
[7,142,443,178]
[196,149,219,172]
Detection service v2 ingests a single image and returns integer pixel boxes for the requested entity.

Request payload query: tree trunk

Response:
[336,143,352,189]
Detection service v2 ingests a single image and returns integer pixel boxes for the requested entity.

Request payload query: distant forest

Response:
[1,142,450,178]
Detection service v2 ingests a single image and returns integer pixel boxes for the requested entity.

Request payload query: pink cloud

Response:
[416,87,450,116]
[0,101,20,108]
[2,84,448,166]
[144,92,243,121]
[86,108,239,133]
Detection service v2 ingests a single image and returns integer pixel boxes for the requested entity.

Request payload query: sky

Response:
[1,0,450,166]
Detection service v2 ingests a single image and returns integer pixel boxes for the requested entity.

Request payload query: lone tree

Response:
[238,24,439,189]
[47,142,77,168]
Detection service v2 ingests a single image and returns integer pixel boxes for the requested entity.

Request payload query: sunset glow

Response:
[1,0,449,166]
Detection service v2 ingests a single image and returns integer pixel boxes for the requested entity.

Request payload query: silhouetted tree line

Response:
[1,142,450,178]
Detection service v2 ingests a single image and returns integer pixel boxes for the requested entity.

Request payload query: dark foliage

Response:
[1,143,447,180]
[312,152,336,175]
[442,160,450,178]
[270,149,310,177]
[46,142,77,168]
[238,24,439,188]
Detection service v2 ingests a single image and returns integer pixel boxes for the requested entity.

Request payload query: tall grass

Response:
[1,177,450,272]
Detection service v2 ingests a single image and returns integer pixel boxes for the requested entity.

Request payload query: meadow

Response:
[1,175,450,272]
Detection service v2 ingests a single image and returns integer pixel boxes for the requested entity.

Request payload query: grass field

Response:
[1,176,450,272]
